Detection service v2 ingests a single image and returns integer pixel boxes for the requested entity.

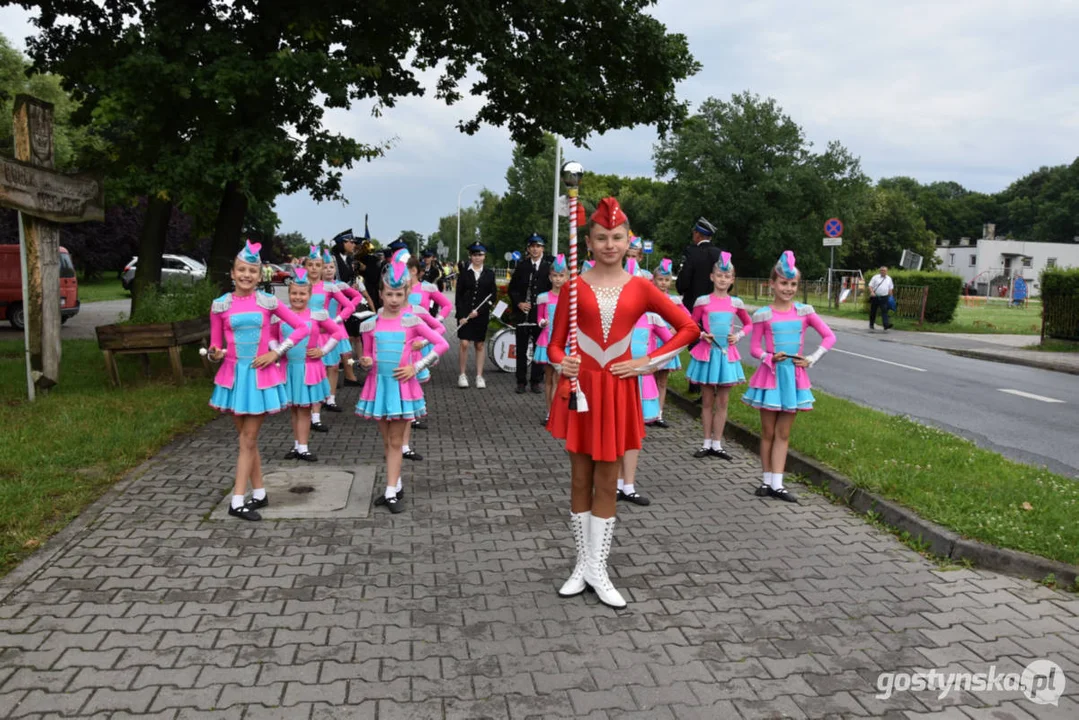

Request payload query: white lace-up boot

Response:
[584,515,627,608]
[557,512,591,597]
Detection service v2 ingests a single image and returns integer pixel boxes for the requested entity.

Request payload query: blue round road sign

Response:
[824,218,843,238]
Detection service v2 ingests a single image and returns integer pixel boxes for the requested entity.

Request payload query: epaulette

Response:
[211,293,232,314]
[360,317,377,333]
[693,295,711,308]
[537,292,549,304]
[753,307,773,322]
[311,310,330,321]
[795,303,816,317]
[645,312,664,326]
[401,314,422,328]
[422,281,438,292]
[410,305,431,315]
[256,292,278,310]
[731,296,745,309]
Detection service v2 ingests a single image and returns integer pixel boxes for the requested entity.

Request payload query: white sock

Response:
[617,478,625,491]
[713,439,722,451]
[252,488,267,501]
[761,472,770,487]
[312,412,321,424]
[771,473,784,490]
[385,485,397,499]
[395,477,403,492]
[702,439,712,450]
[298,444,308,453]
[623,483,635,495]
[328,394,336,404]
[402,444,411,454]
[231,494,246,509]
[294,440,300,450]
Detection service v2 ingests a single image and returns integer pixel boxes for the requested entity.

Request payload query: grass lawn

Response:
[668,350,1079,567]
[811,298,1042,335]
[0,339,215,577]
[1023,339,1079,353]
[77,275,129,303]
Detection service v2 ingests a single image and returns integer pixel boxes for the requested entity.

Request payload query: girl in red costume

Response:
[546,198,699,608]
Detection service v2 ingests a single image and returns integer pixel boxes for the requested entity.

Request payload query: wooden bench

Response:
[95,317,211,387]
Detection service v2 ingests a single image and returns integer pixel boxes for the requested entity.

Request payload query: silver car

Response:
[120,254,206,289]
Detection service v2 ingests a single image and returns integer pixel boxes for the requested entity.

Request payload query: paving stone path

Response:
[1,332,1076,719]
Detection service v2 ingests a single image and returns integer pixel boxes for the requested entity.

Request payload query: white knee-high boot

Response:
[558,511,591,597]
[584,515,627,608]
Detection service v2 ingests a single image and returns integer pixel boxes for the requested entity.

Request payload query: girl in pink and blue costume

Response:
[650,257,690,428]
[534,253,569,422]
[320,250,370,408]
[208,241,311,521]
[742,251,836,503]
[356,260,450,513]
[272,267,348,462]
[687,251,753,461]
[303,246,357,424]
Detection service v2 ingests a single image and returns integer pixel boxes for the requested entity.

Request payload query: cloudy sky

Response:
[3,0,1077,250]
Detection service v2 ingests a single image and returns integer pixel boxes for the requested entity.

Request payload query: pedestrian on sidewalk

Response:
[208,241,311,521]
[534,254,569,424]
[743,252,836,503]
[686,251,752,461]
[546,197,699,609]
[868,265,895,330]
[508,233,552,394]
[650,258,689,428]
[355,259,449,514]
[274,267,347,463]
[455,242,496,389]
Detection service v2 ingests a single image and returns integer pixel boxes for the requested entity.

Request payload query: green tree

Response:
[842,187,937,271]
[654,92,868,278]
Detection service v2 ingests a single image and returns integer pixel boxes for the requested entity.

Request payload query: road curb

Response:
[667,390,1079,588]
[934,347,1079,376]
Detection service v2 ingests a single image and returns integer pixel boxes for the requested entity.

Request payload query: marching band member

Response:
[650,258,688,428]
[455,242,496,389]
[508,233,552,394]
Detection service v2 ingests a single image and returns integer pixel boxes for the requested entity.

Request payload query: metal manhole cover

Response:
[289,485,315,494]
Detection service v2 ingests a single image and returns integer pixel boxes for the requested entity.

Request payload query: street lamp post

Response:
[456,183,480,265]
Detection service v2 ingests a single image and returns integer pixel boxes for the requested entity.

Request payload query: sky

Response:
[3,0,1078,251]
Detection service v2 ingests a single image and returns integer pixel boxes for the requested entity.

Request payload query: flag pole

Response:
[561,161,587,412]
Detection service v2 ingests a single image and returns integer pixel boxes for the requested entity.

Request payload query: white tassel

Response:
[576,388,589,413]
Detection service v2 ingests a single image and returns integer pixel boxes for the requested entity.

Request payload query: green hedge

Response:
[888,270,961,323]
[1041,268,1079,340]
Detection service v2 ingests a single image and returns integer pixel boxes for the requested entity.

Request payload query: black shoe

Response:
[754,484,771,497]
[373,488,404,507]
[710,448,734,461]
[412,420,427,430]
[324,402,342,413]
[652,418,670,429]
[246,496,268,510]
[693,448,712,458]
[284,449,299,460]
[617,489,651,506]
[311,421,328,433]
[228,505,261,521]
[869,324,875,330]
[768,487,800,503]
[516,385,527,394]
[884,323,893,330]
[530,384,543,394]
[385,494,405,514]
[402,449,423,461]
[687,382,701,394]
[297,451,318,462]
[343,378,363,387]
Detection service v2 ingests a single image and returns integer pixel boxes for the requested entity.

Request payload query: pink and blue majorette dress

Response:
[741,303,835,412]
[355,312,449,420]
[686,294,752,387]
[658,293,689,371]
[209,291,309,415]
[275,308,346,407]
[533,287,561,365]
[630,312,673,422]
[405,305,445,384]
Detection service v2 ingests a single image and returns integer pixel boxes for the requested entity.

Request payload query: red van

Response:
[0,245,80,329]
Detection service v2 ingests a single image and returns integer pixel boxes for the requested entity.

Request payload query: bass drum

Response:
[488,327,532,373]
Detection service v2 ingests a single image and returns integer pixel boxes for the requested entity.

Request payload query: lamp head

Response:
[561,161,584,188]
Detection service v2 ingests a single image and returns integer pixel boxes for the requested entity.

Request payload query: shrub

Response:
[1040,267,1079,294]
[125,279,221,325]
[1041,268,1079,340]
[888,270,962,323]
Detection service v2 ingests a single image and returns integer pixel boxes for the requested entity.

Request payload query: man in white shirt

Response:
[868,265,895,330]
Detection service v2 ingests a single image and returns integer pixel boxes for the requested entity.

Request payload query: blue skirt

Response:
[642,396,660,423]
[210,366,289,415]
[355,377,427,420]
[533,346,549,364]
[663,354,682,371]
[284,363,330,407]
[742,363,814,412]
[686,350,745,387]
[322,342,345,367]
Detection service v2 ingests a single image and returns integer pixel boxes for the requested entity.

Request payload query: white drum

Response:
[488,328,517,373]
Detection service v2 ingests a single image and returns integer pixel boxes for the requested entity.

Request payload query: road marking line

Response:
[832,348,927,372]
[997,389,1065,404]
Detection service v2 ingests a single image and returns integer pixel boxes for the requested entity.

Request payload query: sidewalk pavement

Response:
[0,331,1077,719]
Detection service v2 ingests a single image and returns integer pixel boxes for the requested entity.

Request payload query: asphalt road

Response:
[804,328,1079,477]
[0,299,129,341]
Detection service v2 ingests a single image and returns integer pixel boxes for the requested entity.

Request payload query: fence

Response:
[1042,291,1079,342]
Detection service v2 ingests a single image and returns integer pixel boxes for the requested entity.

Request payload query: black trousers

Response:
[515,324,543,386]
[869,296,891,328]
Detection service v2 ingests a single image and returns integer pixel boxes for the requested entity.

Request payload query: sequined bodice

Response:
[229,312,263,361]
[592,285,623,342]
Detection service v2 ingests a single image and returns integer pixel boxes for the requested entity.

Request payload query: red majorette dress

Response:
[546,276,699,461]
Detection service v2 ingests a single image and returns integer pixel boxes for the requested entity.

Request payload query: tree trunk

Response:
[130,196,173,318]
[208,181,249,293]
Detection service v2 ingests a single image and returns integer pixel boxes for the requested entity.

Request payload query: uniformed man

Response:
[508,233,552,394]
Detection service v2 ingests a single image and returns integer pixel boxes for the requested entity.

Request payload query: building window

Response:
[969,255,977,267]
[1047,258,1057,268]
[949,253,955,266]
[1022,257,1032,268]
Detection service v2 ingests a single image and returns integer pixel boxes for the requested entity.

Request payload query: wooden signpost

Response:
[1,95,104,399]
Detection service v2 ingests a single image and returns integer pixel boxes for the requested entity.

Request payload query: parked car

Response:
[120,254,206,290]
[0,245,80,329]
[270,264,292,284]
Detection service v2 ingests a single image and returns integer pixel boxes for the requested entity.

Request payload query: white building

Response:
[935,224,1079,297]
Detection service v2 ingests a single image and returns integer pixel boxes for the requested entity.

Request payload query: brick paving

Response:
[1,332,1077,719]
